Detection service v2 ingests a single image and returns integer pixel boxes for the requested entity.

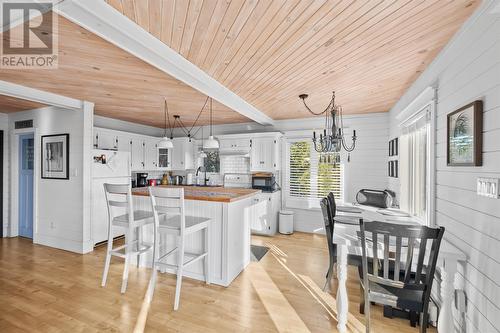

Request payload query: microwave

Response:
[252,175,276,192]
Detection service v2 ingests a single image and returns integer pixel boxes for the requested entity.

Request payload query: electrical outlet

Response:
[477,178,499,198]
[50,222,55,229]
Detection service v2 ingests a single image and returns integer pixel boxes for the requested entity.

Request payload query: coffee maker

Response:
[136,173,148,187]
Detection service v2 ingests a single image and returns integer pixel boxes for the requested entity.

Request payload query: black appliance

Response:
[356,189,394,208]
[252,174,276,192]
[136,172,148,187]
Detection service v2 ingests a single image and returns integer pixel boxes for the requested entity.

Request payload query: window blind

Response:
[286,140,343,208]
[399,107,430,223]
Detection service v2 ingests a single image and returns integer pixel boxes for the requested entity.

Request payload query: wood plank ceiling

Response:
[0,15,250,127]
[0,95,48,113]
[106,0,479,120]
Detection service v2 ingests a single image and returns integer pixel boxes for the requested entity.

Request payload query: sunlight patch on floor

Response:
[247,262,311,333]
[298,274,366,333]
[271,252,366,333]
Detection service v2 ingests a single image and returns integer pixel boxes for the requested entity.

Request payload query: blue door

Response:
[19,134,34,239]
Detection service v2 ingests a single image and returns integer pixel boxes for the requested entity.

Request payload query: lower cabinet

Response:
[250,191,281,236]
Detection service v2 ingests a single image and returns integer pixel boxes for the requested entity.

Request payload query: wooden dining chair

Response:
[147,187,211,310]
[322,192,365,291]
[320,197,337,291]
[101,183,155,294]
[358,219,445,333]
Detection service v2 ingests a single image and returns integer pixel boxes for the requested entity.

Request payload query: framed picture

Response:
[447,101,483,166]
[388,161,393,177]
[41,134,69,179]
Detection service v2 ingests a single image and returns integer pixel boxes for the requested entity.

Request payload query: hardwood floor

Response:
[0,234,436,332]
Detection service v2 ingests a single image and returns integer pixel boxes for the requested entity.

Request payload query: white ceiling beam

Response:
[54,0,274,126]
[0,79,84,110]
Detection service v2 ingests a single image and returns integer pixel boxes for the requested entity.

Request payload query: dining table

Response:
[332,203,466,333]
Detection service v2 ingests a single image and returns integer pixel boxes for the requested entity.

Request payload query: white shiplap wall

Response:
[5,107,91,253]
[388,1,500,332]
[282,112,389,233]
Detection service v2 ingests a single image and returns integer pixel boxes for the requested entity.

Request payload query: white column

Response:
[437,259,457,333]
[336,244,349,333]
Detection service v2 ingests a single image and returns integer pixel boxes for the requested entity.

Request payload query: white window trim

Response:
[398,87,437,226]
[282,136,345,210]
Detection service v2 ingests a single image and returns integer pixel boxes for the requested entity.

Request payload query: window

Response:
[204,151,220,173]
[399,107,432,224]
[285,139,343,209]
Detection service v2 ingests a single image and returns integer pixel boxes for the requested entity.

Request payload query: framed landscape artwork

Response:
[447,101,482,166]
[41,134,69,179]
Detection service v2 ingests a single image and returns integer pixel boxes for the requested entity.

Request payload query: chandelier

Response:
[299,91,357,163]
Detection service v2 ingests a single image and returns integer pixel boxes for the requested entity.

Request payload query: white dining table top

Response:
[333,203,466,262]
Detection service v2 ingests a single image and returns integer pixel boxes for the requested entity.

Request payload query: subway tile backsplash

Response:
[220,156,250,174]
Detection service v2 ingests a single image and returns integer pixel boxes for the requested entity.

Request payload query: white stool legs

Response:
[174,236,185,311]
[101,232,114,287]
[204,227,210,285]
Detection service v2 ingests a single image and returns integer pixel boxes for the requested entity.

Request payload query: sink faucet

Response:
[196,166,209,186]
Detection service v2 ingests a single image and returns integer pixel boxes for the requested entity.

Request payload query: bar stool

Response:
[147,187,211,310]
[101,183,155,294]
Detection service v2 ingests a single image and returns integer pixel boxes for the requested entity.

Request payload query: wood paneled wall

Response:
[106,0,479,120]
[0,15,250,128]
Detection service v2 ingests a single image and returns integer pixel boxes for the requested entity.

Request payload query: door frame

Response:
[18,132,35,239]
[0,130,3,238]
[11,128,38,239]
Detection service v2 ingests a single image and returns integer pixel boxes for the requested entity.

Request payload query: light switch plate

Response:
[477,177,499,198]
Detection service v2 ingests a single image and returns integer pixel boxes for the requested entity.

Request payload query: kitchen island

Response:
[132,186,261,287]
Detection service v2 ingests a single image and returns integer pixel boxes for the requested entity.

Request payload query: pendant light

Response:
[158,99,174,149]
[203,97,219,150]
[199,127,207,158]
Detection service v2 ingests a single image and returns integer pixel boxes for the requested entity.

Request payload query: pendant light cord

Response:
[164,99,173,138]
[210,98,213,136]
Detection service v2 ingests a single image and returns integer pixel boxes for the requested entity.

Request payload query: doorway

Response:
[18,133,34,239]
[0,130,3,238]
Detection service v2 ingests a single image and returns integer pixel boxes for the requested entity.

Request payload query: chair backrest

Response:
[359,219,444,296]
[149,187,185,233]
[103,183,134,227]
[327,192,337,219]
[320,197,336,260]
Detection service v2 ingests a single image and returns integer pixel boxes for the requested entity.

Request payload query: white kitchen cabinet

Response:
[144,138,158,170]
[250,135,281,172]
[93,128,118,150]
[171,137,195,170]
[131,137,145,171]
[116,133,132,153]
[251,191,281,236]
[219,138,251,151]
[157,146,171,170]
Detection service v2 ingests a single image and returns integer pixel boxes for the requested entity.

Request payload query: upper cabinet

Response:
[250,134,281,172]
[94,127,170,172]
[93,127,281,173]
[93,128,118,150]
[130,137,145,171]
[219,138,251,152]
[171,137,195,171]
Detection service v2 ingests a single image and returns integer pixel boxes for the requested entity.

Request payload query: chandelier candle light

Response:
[299,91,357,163]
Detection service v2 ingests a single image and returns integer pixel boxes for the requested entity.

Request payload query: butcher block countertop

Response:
[132,185,261,203]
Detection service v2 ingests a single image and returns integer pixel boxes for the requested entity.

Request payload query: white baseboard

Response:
[35,233,88,254]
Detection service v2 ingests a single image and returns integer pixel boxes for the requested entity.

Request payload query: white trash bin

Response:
[279,210,294,235]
